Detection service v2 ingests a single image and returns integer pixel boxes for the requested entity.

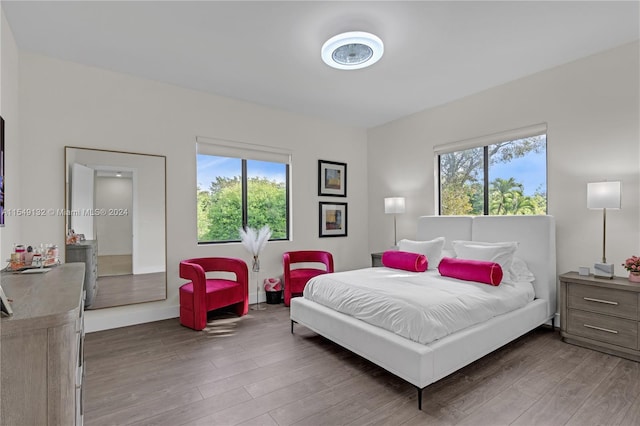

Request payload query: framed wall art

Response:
[319,202,347,238]
[318,160,346,197]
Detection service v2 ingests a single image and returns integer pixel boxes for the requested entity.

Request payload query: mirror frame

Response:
[64,146,167,308]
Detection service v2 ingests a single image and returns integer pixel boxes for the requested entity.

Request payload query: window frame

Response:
[196,137,291,244]
[434,124,548,216]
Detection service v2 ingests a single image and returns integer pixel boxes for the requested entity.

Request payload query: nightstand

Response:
[559,272,640,362]
[371,252,384,267]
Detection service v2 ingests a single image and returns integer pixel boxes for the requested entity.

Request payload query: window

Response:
[437,126,547,216]
[196,139,290,243]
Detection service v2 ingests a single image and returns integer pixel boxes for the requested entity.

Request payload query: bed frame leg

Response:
[416,386,423,410]
[551,316,556,330]
[291,320,296,334]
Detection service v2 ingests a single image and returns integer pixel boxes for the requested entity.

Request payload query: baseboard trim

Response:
[85,304,180,333]
[84,294,268,333]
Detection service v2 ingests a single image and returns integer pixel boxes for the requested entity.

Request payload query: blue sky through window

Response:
[197,155,285,191]
[490,144,546,196]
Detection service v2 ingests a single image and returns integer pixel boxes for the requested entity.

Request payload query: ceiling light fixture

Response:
[321,31,384,70]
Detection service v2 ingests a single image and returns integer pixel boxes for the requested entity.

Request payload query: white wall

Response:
[95,176,133,256]
[15,53,369,331]
[0,10,21,263]
[368,42,640,286]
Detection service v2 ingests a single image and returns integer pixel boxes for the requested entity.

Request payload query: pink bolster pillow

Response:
[438,257,503,286]
[382,250,428,272]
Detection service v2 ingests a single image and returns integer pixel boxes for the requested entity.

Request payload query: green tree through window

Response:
[197,155,289,243]
[439,134,546,216]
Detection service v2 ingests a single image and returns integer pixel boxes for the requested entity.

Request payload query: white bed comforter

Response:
[303,268,535,345]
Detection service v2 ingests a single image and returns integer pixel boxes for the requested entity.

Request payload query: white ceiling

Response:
[2,1,639,128]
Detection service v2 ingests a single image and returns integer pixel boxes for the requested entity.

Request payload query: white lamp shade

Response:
[384,197,406,214]
[587,181,621,209]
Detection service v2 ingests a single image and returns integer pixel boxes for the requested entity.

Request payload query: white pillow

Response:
[398,237,445,270]
[452,240,518,280]
[508,256,535,283]
[441,249,456,259]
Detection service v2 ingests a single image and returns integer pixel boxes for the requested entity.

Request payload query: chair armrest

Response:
[179,261,207,301]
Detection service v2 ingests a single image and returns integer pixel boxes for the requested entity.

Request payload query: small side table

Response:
[371,252,384,267]
[559,271,640,362]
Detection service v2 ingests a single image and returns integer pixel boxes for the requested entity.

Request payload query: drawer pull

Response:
[583,297,618,306]
[583,324,618,334]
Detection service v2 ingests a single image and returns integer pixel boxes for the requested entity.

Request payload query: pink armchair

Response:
[179,257,249,331]
[283,250,334,306]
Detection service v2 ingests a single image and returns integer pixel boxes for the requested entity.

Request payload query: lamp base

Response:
[250,303,267,311]
[593,262,614,279]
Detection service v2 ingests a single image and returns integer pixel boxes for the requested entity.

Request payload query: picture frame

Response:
[0,285,13,316]
[319,202,347,238]
[318,160,347,197]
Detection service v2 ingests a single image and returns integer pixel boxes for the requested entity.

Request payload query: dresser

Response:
[67,240,98,307]
[0,263,86,426]
[560,272,640,362]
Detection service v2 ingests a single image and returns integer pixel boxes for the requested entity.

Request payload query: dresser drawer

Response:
[567,309,638,350]
[568,283,638,320]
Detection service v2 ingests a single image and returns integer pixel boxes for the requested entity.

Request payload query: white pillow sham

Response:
[452,240,518,281]
[398,237,445,270]
[508,256,535,283]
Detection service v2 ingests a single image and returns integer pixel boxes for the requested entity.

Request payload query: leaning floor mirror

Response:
[64,147,167,309]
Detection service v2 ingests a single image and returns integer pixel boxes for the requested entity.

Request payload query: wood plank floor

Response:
[88,272,166,309]
[98,254,133,277]
[84,304,640,426]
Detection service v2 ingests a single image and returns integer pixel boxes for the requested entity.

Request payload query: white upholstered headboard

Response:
[416,215,557,317]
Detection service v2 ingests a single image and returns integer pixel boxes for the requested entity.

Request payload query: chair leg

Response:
[234,301,247,317]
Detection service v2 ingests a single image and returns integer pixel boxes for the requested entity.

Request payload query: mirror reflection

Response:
[65,147,167,309]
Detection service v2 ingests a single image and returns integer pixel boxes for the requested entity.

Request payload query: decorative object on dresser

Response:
[384,196,405,247]
[578,266,590,276]
[622,255,640,282]
[560,272,639,362]
[66,240,98,308]
[0,263,86,425]
[587,181,621,278]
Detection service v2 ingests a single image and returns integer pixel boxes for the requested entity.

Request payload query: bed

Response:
[290,215,556,409]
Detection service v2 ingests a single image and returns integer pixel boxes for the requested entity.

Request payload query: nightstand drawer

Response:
[567,309,638,350]
[568,283,638,320]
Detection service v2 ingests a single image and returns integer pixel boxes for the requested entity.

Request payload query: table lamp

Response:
[384,197,405,247]
[587,181,621,279]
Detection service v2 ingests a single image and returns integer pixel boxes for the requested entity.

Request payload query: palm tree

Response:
[490,177,524,215]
